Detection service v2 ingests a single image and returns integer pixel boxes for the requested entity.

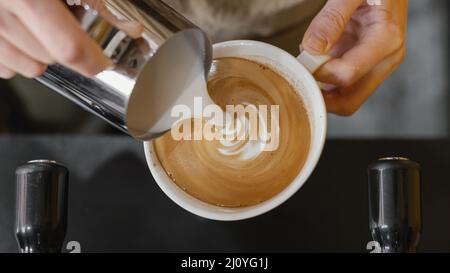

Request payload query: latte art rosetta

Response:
[215,103,278,161]
[154,57,311,207]
[170,97,280,152]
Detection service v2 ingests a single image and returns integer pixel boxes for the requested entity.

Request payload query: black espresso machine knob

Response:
[15,160,69,253]
[368,157,422,253]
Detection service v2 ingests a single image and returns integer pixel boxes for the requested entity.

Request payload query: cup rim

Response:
[143,40,327,221]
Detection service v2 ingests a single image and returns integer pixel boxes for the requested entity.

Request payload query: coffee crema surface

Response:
[153,57,311,207]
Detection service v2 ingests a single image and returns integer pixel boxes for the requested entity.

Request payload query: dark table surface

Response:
[0,135,449,253]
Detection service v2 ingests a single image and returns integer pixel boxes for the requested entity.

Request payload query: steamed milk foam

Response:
[154,57,311,208]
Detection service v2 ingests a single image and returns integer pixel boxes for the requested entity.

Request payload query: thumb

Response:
[302,0,363,55]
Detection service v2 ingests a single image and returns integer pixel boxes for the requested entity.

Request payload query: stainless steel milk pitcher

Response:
[36,0,212,140]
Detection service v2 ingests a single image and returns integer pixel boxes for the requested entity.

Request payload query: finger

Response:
[83,0,144,38]
[0,10,53,64]
[315,4,406,87]
[0,63,16,79]
[302,0,364,54]
[7,0,112,76]
[328,29,359,58]
[0,37,47,78]
[315,23,404,87]
[324,48,405,116]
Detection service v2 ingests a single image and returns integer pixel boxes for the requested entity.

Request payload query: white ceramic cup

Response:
[144,40,328,221]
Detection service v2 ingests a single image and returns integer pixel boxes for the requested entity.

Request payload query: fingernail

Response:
[319,82,338,92]
[102,58,115,72]
[119,21,144,39]
[304,32,328,55]
[88,56,114,76]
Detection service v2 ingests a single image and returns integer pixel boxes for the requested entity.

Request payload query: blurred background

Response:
[0,0,448,139]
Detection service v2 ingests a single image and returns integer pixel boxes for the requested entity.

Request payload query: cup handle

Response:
[297,49,332,91]
[297,50,331,74]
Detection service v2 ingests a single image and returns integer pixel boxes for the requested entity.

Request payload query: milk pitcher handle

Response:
[36,0,212,140]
